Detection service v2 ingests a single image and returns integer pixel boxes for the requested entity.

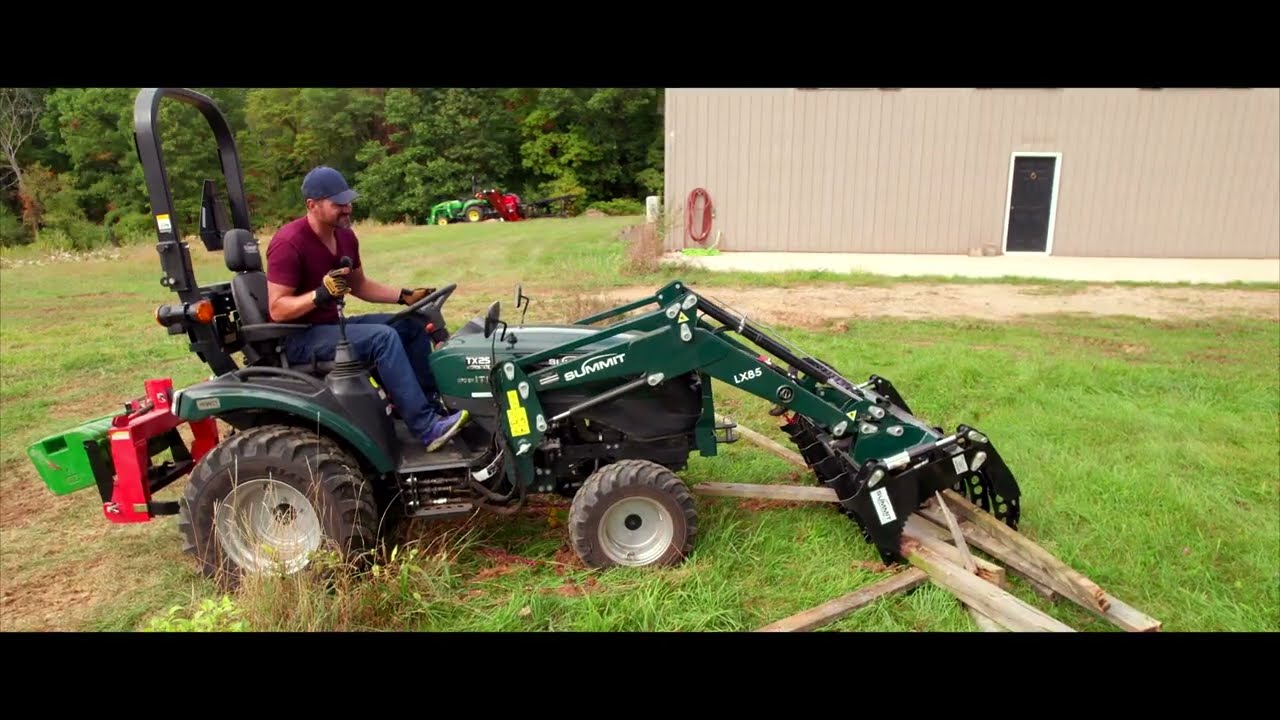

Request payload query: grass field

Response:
[1,215,1276,632]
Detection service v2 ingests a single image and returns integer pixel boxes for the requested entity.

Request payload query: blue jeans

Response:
[283,313,441,440]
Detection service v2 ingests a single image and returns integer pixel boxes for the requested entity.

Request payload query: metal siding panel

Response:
[946,93,967,254]
[982,92,1001,252]
[799,91,815,252]
[895,94,913,253]
[869,95,887,253]
[1226,93,1257,258]
[886,93,904,253]
[800,91,814,251]
[833,92,848,252]
[826,93,839,251]
[668,90,680,252]
[919,94,938,253]
[1172,90,1198,256]
[774,92,789,252]
[749,93,762,252]
[866,92,883,252]
[1260,91,1280,258]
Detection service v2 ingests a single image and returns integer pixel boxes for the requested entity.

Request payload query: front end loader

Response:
[25,87,1024,585]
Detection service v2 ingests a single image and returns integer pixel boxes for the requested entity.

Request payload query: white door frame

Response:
[1001,151,1062,255]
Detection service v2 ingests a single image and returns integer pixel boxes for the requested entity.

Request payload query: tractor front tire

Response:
[567,459,697,569]
[178,424,379,587]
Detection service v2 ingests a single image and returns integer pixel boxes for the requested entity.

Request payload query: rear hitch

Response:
[97,379,219,523]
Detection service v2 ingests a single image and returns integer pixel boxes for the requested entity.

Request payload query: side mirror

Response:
[484,300,501,339]
[514,283,531,326]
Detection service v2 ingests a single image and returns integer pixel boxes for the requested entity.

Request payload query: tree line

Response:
[0,88,664,249]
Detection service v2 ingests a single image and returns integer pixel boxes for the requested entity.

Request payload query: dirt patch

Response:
[543,576,600,597]
[1187,349,1247,365]
[552,543,587,573]
[0,534,122,631]
[472,564,520,582]
[1064,335,1149,358]
[0,465,83,530]
[603,283,1280,325]
[852,560,890,573]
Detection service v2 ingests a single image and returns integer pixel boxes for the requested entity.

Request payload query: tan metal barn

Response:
[661,88,1280,259]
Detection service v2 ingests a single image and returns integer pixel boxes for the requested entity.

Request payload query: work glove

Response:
[313,267,351,306]
[399,287,435,305]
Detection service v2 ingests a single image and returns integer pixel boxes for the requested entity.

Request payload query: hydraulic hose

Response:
[686,187,712,243]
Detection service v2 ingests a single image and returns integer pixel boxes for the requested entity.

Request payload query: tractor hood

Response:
[431,323,637,402]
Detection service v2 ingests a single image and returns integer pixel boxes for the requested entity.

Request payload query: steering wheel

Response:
[385,283,457,325]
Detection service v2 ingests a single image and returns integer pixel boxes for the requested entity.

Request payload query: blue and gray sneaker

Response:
[423,409,470,452]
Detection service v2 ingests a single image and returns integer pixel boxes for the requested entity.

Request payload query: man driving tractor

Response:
[265,165,470,452]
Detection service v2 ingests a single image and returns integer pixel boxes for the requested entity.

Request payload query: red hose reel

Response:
[686,187,713,243]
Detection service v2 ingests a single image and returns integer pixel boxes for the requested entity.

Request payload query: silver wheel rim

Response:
[215,478,323,575]
[597,496,674,566]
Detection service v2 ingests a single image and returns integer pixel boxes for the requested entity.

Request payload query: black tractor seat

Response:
[223,228,351,377]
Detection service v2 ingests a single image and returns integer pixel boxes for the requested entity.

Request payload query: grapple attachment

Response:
[782,408,1022,564]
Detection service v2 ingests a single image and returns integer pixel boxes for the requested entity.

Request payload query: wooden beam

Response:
[903,515,1007,588]
[716,415,808,469]
[692,481,836,503]
[967,606,1008,632]
[756,568,928,632]
[901,538,1076,632]
[935,489,1110,613]
[916,502,1160,632]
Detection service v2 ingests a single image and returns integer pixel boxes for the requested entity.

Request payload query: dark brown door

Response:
[1006,156,1057,252]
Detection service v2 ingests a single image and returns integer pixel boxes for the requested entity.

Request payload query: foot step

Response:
[715,419,739,444]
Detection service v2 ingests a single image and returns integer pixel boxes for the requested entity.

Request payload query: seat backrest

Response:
[223,229,276,364]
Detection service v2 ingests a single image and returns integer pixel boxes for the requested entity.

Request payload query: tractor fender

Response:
[171,381,397,474]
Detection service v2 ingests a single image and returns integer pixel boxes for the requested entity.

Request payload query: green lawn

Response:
[1,216,1276,632]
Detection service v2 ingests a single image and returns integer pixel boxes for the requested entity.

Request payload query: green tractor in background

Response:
[429,177,495,225]
[429,196,491,225]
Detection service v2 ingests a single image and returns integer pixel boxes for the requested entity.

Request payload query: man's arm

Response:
[268,280,323,321]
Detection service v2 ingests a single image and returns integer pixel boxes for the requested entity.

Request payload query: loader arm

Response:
[490,282,1023,563]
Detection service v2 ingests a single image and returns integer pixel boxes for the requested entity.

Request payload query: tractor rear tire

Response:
[178,424,379,588]
[567,459,697,569]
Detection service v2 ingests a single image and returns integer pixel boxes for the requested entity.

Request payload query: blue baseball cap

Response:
[302,166,359,205]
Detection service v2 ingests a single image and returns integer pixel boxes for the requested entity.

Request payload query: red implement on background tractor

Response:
[476,188,578,222]
[477,188,523,221]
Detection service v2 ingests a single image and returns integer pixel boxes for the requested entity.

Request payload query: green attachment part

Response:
[26,414,114,496]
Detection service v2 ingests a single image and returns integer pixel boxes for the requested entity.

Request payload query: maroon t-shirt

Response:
[265,216,362,324]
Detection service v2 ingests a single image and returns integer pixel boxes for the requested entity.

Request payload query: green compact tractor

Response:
[27,88,1024,585]
[429,196,491,225]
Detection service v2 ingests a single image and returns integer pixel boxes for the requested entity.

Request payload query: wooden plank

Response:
[1095,593,1163,633]
[692,482,837,503]
[934,490,977,573]
[936,489,1013,630]
[901,538,1076,632]
[756,568,928,632]
[967,606,1007,632]
[916,505,1065,601]
[716,415,808,469]
[903,515,1007,588]
[937,489,1110,613]
[916,503,1160,632]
